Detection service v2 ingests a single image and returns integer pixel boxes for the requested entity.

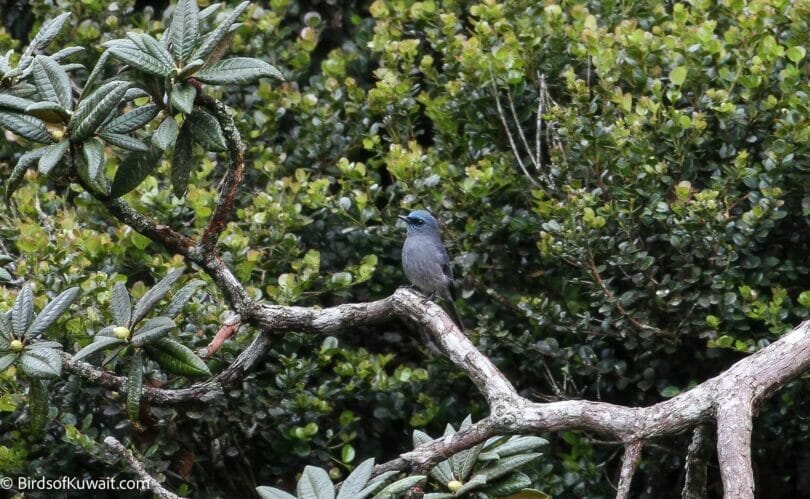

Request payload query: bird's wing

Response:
[439,244,457,300]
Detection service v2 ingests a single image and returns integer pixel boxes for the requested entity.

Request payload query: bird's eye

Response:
[414,219,424,226]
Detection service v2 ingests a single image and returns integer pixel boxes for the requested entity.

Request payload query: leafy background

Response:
[0,0,809,497]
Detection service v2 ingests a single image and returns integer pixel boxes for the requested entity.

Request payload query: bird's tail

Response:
[445,300,465,332]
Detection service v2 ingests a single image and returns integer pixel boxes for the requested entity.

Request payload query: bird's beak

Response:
[397,215,410,224]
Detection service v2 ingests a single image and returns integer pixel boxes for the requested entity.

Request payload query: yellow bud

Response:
[447,480,463,492]
[113,326,130,340]
[10,339,23,352]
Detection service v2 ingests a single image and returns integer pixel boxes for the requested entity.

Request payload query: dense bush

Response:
[0,0,808,497]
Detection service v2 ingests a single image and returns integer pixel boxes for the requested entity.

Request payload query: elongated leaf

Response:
[0,353,17,371]
[69,81,129,142]
[25,101,70,123]
[177,58,205,79]
[372,475,425,498]
[51,46,84,62]
[481,471,532,497]
[171,0,199,62]
[422,494,454,499]
[152,116,179,150]
[84,50,111,93]
[21,13,71,65]
[6,147,47,199]
[413,429,453,484]
[147,337,210,376]
[109,42,173,77]
[128,33,175,71]
[188,108,226,152]
[126,350,143,421]
[32,55,72,109]
[170,82,196,114]
[132,269,185,325]
[111,282,132,327]
[102,104,158,134]
[296,465,335,499]
[195,57,283,85]
[29,340,62,349]
[72,336,126,362]
[492,436,549,458]
[199,3,223,21]
[193,1,249,62]
[358,471,398,499]
[99,132,149,152]
[38,140,69,175]
[0,312,12,342]
[163,279,204,318]
[25,287,79,339]
[19,347,62,378]
[28,379,48,432]
[110,146,163,198]
[12,285,34,337]
[453,473,487,496]
[256,487,296,499]
[60,63,84,73]
[0,93,36,112]
[458,442,485,481]
[131,316,175,347]
[171,118,194,196]
[79,138,106,190]
[5,83,38,99]
[337,458,374,499]
[482,453,542,482]
[0,110,51,143]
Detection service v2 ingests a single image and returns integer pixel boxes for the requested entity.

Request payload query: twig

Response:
[104,436,180,499]
[682,424,712,499]
[199,313,242,358]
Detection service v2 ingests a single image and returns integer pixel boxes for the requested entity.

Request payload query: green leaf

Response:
[126,350,143,421]
[50,46,84,62]
[177,58,205,79]
[372,475,425,498]
[171,118,195,196]
[152,116,179,150]
[0,312,12,343]
[127,32,175,71]
[492,436,548,458]
[147,337,210,377]
[482,453,542,482]
[102,104,159,134]
[0,268,10,283]
[32,55,72,109]
[0,110,51,143]
[453,473,487,496]
[12,285,34,337]
[188,108,227,152]
[195,57,284,85]
[99,132,149,152]
[481,472,532,497]
[256,487,296,499]
[19,347,62,378]
[6,148,47,199]
[84,50,111,93]
[0,353,17,371]
[69,81,130,143]
[37,140,69,176]
[25,287,79,339]
[170,82,196,114]
[193,1,249,62]
[787,46,806,63]
[25,101,70,123]
[72,336,126,362]
[78,138,106,191]
[163,279,205,318]
[111,282,132,327]
[110,146,163,198]
[21,13,71,64]
[337,458,374,499]
[669,66,687,86]
[28,379,48,433]
[171,0,200,62]
[0,93,36,112]
[109,42,173,77]
[358,472,397,498]
[297,465,335,499]
[130,316,175,347]
[199,3,223,20]
[131,268,184,326]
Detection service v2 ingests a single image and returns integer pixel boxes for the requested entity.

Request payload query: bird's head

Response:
[398,210,440,235]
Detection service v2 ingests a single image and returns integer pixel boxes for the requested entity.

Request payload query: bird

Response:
[398,210,464,331]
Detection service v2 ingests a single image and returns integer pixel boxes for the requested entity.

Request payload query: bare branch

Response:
[682,424,712,499]
[616,441,643,499]
[104,436,179,499]
[716,392,754,499]
[199,313,242,358]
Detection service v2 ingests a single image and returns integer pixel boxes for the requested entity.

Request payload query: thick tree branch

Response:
[104,436,179,499]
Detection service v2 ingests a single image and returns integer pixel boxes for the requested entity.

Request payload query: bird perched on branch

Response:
[399,210,464,331]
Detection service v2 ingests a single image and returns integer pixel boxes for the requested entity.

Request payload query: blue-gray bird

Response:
[399,210,464,331]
